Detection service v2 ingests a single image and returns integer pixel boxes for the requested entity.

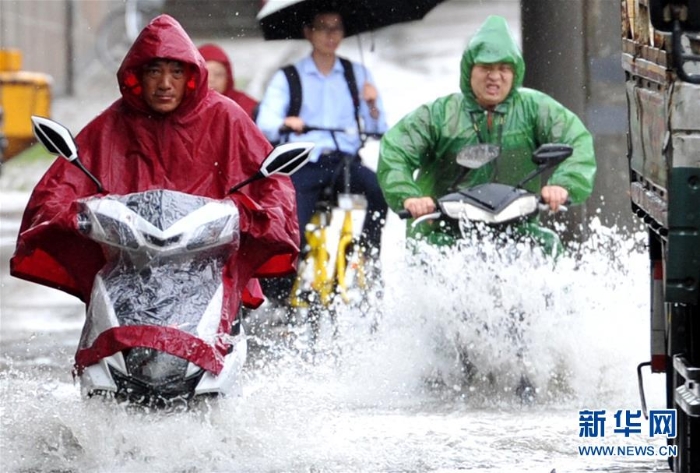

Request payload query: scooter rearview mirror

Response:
[512,143,573,189]
[260,141,314,177]
[456,144,500,168]
[30,116,105,193]
[531,143,573,168]
[228,142,314,194]
[31,115,79,162]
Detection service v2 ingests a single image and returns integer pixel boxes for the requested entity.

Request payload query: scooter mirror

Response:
[30,116,105,193]
[260,141,314,177]
[531,143,573,168]
[456,144,500,168]
[31,116,79,162]
[228,141,314,194]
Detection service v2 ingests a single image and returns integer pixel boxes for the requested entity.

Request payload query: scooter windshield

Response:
[77,190,240,351]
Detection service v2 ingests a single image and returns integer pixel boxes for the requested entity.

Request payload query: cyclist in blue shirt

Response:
[256,9,389,303]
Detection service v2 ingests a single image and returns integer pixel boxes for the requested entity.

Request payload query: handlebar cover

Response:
[77,213,92,234]
[397,209,412,219]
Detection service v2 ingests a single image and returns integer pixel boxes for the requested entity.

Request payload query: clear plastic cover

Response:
[77,190,239,351]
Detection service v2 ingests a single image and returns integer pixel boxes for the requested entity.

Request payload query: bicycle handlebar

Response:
[279,125,383,140]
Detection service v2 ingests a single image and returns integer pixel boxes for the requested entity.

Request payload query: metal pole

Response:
[0,1,5,48]
[66,0,75,96]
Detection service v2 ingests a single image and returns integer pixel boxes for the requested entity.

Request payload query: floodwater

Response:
[0,208,669,472]
[0,1,671,472]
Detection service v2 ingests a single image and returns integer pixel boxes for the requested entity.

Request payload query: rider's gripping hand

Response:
[283,116,306,133]
[363,83,380,119]
[540,185,569,212]
[403,197,436,218]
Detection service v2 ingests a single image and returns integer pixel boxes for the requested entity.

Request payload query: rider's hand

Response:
[283,116,305,133]
[363,83,380,119]
[403,197,436,218]
[541,185,569,212]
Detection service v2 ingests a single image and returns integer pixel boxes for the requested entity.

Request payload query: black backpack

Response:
[280,56,361,132]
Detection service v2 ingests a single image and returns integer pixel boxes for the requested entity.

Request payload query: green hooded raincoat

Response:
[377,15,596,252]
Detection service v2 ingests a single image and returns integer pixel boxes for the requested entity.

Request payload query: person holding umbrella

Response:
[256,9,389,304]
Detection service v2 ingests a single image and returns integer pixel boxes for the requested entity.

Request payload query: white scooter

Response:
[397,143,574,401]
[398,143,573,227]
[31,116,313,406]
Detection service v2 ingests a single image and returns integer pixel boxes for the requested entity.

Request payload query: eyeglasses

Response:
[312,24,344,35]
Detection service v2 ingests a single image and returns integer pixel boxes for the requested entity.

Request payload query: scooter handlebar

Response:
[537,197,571,213]
[397,209,412,219]
[397,195,571,222]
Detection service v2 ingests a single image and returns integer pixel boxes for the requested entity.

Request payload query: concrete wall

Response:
[521,0,635,240]
[0,0,261,97]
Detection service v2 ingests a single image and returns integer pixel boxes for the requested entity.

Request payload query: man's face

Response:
[205,60,228,94]
[304,13,344,56]
[141,60,187,114]
[470,63,514,109]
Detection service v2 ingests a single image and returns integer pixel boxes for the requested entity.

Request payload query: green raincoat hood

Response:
[460,15,525,109]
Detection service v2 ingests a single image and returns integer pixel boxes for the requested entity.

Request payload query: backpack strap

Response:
[282,64,302,117]
[282,58,362,133]
[338,57,361,133]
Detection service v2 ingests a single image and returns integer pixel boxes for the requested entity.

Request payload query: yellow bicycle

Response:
[286,126,381,343]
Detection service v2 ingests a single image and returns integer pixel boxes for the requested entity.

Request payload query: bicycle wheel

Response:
[95,6,160,72]
[336,240,383,334]
[336,239,369,307]
[95,9,132,72]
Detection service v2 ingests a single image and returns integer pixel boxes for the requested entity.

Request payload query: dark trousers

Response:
[292,151,387,253]
[262,151,388,304]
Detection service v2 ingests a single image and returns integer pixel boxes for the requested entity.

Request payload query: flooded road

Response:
[0,1,671,471]
[0,210,670,472]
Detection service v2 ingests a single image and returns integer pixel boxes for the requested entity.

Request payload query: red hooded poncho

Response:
[198,43,259,119]
[10,15,299,374]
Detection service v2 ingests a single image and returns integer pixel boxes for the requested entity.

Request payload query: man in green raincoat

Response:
[377,15,596,254]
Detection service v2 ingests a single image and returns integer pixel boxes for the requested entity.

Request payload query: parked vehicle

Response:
[623,1,700,471]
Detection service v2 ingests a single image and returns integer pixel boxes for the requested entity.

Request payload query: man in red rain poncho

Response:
[10,15,299,375]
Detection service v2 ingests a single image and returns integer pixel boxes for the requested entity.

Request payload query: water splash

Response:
[0,220,660,472]
[271,217,652,409]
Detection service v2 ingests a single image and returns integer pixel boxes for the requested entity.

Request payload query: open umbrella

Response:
[257,0,446,40]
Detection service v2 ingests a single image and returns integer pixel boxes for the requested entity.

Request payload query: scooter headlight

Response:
[440,194,540,225]
[491,195,539,224]
[440,200,490,222]
[95,214,140,249]
[186,216,233,250]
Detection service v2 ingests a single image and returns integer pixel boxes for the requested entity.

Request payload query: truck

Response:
[622,0,700,471]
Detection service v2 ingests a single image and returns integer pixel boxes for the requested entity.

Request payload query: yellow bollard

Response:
[0,49,53,161]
